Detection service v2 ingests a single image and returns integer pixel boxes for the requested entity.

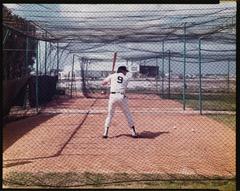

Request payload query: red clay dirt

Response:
[3,94,235,180]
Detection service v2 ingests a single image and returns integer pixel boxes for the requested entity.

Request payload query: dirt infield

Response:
[3,94,235,185]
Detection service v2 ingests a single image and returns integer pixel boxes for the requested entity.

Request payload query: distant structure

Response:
[139,65,159,78]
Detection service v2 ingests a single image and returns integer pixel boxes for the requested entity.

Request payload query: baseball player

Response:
[101,66,137,138]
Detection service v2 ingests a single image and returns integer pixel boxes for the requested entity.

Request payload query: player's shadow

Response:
[114,131,169,139]
[137,131,169,139]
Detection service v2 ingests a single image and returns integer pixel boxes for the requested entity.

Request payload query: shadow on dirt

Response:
[3,160,33,168]
[114,131,169,139]
[3,114,58,152]
[138,131,169,139]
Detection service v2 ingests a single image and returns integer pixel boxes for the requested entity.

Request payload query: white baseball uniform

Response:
[103,72,136,137]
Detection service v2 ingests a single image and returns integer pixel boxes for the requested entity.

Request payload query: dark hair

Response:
[117,66,129,73]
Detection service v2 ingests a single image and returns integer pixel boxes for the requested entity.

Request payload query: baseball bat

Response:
[111,52,117,73]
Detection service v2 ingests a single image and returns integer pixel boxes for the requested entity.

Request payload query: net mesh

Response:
[2,3,236,188]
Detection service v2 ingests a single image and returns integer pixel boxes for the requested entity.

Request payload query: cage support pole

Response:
[23,24,29,109]
[168,50,171,99]
[35,40,39,113]
[162,40,165,96]
[70,54,75,98]
[227,59,230,93]
[183,22,187,111]
[25,24,29,76]
[3,29,11,81]
[3,28,11,47]
[155,57,158,93]
[57,42,59,75]
[49,42,52,72]
[198,38,203,115]
[49,42,54,73]
[39,42,41,74]
[44,32,47,75]
[86,59,89,77]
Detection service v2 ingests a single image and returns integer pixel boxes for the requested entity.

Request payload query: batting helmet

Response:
[117,66,129,73]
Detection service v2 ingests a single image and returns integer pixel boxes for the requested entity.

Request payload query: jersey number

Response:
[117,76,123,83]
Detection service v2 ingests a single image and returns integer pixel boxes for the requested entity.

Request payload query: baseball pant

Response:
[104,93,134,136]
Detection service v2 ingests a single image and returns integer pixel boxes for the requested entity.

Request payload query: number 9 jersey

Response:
[103,73,129,93]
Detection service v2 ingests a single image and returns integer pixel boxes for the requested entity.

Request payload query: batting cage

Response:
[2,3,236,189]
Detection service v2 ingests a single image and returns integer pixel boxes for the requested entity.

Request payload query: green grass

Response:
[164,93,236,111]
[206,114,236,130]
[186,99,236,111]
[165,93,236,130]
[107,180,236,190]
[3,171,236,190]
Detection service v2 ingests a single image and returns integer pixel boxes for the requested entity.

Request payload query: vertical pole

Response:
[44,32,47,75]
[49,42,52,74]
[227,59,230,93]
[129,59,133,77]
[23,24,29,109]
[3,29,11,81]
[155,57,158,93]
[39,42,41,75]
[80,57,85,94]
[86,59,89,78]
[70,54,75,98]
[156,57,160,94]
[183,22,187,110]
[162,40,165,96]
[25,24,29,76]
[168,50,171,98]
[35,40,39,113]
[3,29,10,47]
[57,42,59,75]
[198,38,203,115]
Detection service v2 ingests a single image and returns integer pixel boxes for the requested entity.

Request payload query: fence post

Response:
[35,40,39,113]
[57,42,59,74]
[49,42,52,72]
[162,40,165,97]
[183,22,187,111]
[198,38,203,115]
[227,59,230,93]
[155,57,158,93]
[3,29,11,81]
[23,23,29,109]
[39,42,41,74]
[44,32,47,75]
[168,50,171,99]
[3,28,11,47]
[25,23,29,76]
[70,54,75,98]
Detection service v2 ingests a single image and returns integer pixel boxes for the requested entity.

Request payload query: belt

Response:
[111,92,124,94]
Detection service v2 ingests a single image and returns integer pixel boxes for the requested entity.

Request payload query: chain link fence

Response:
[2,3,236,189]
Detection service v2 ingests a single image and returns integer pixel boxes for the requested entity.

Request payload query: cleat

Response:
[132,134,138,138]
[131,126,137,138]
